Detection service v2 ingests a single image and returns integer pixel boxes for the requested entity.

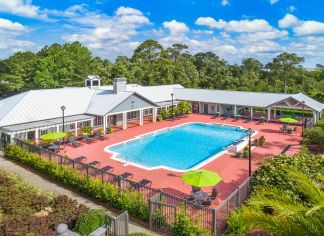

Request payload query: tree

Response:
[236,168,324,236]
[266,53,304,93]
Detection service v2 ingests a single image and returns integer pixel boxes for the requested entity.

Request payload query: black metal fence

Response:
[9,138,252,236]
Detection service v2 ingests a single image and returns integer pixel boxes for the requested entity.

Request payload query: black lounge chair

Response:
[120,172,133,179]
[82,135,97,143]
[68,137,83,147]
[73,156,87,162]
[100,165,114,172]
[88,161,101,167]
[134,179,152,189]
[94,130,106,140]
[90,165,114,176]
[247,116,253,121]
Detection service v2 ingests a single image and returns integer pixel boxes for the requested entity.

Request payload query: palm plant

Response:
[238,168,324,236]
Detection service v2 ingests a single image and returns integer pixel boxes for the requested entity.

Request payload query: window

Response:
[93,116,103,126]
[40,129,48,135]
[211,105,215,112]
[144,109,152,116]
[127,111,139,120]
[86,80,91,86]
[27,131,35,140]
[69,123,75,130]
[92,80,99,86]
[131,101,135,109]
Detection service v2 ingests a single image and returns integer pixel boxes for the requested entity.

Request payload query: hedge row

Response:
[4,144,149,221]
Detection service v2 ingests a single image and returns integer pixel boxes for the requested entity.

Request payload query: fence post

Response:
[237,186,240,207]
[212,208,217,236]
[125,212,129,235]
[149,197,153,229]
[72,160,75,169]
[101,171,104,184]
[113,217,118,236]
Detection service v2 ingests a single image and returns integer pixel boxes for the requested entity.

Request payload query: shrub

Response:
[173,208,209,236]
[226,207,253,235]
[0,169,88,235]
[258,135,265,145]
[243,146,249,158]
[80,126,93,135]
[250,153,324,201]
[4,144,149,221]
[74,209,106,236]
[302,128,324,148]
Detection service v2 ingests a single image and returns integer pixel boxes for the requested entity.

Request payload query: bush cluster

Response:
[0,169,88,235]
[302,127,324,148]
[74,209,106,236]
[4,144,149,221]
[250,153,324,200]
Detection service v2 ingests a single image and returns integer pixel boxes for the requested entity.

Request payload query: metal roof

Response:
[1,114,94,133]
[174,88,324,112]
[86,90,134,116]
[0,87,95,127]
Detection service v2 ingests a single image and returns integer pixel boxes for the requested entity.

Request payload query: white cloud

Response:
[163,20,189,35]
[279,14,324,36]
[116,6,143,16]
[278,14,299,28]
[288,6,296,12]
[270,0,279,4]
[241,40,284,54]
[0,0,46,18]
[0,18,27,33]
[221,0,229,6]
[196,17,274,33]
[238,30,288,43]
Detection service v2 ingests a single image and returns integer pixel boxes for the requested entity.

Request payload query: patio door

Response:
[203,103,209,114]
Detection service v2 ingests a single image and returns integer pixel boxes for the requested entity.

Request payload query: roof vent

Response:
[85,75,101,89]
[113,78,127,94]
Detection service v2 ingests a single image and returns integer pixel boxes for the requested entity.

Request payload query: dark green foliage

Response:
[1,41,323,104]
[4,144,149,221]
[0,169,88,235]
[173,208,210,236]
[74,209,106,236]
[302,128,324,147]
[250,153,324,200]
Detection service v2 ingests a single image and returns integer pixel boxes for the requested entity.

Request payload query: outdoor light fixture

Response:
[301,101,305,133]
[60,106,66,133]
[171,93,174,119]
[246,128,253,177]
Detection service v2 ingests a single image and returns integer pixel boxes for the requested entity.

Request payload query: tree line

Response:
[0,40,323,102]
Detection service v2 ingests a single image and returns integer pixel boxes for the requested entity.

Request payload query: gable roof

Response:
[0,87,95,127]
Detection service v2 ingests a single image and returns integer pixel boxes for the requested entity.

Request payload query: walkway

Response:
[0,153,159,236]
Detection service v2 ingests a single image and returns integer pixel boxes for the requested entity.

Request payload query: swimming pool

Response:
[106,123,248,171]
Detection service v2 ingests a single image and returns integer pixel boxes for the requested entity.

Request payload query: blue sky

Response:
[0,0,323,66]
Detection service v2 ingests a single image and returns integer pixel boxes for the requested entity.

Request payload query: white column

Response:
[10,133,15,143]
[267,107,271,121]
[234,105,237,117]
[250,107,253,117]
[139,109,144,126]
[74,122,78,136]
[56,125,60,132]
[273,108,276,118]
[35,128,39,143]
[102,116,106,132]
[90,119,94,128]
[313,111,319,125]
[153,108,157,122]
[122,112,128,130]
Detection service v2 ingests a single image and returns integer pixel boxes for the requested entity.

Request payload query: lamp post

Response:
[171,93,174,120]
[60,106,66,132]
[301,101,305,133]
[247,128,253,177]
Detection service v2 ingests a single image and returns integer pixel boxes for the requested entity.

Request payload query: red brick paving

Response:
[60,114,302,204]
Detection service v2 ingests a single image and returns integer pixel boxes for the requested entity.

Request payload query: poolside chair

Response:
[73,156,87,162]
[120,172,133,179]
[247,116,253,121]
[82,135,97,143]
[48,142,60,153]
[94,130,106,140]
[68,137,83,147]
[88,161,101,167]
[135,179,152,189]
[89,165,114,176]
[232,152,242,158]
[202,188,219,206]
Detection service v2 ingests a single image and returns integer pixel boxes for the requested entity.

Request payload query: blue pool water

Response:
[108,123,247,171]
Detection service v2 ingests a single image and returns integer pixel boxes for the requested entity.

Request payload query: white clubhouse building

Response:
[0,76,323,144]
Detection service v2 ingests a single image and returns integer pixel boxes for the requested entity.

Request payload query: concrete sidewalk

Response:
[0,152,159,236]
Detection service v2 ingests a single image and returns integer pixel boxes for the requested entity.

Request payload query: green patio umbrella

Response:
[279,117,299,124]
[40,132,67,141]
[182,169,222,187]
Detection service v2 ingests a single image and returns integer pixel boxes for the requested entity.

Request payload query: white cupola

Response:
[85,75,101,89]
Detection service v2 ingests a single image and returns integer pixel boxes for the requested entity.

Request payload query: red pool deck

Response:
[61,114,302,203]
